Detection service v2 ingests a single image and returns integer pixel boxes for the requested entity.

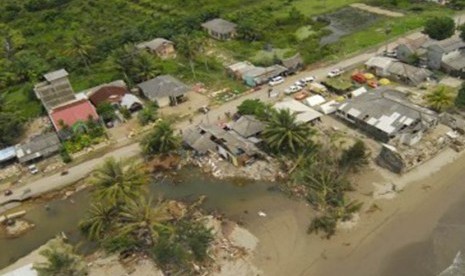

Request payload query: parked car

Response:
[284,85,303,95]
[367,79,378,88]
[295,80,306,87]
[351,73,367,84]
[269,76,284,86]
[303,76,316,83]
[294,91,308,101]
[28,164,39,175]
[327,68,344,78]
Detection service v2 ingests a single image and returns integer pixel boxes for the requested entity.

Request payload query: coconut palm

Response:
[175,33,202,78]
[33,238,87,276]
[425,85,454,112]
[261,108,314,155]
[133,51,162,83]
[141,120,180,157]
[91,157,148,206]
[117,196,172,248]
[79,202,115,240]
[64,35,94,70]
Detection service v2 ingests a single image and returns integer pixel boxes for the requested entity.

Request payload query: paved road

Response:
[2,14,465,211]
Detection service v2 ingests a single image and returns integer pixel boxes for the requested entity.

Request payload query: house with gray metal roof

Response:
[231,115,265,138]
[34,69,76,111]
[0,146,17,165]
[336,88,438,145]
[15,132,61,163]
[136,38,175,59]
[183,123,261,166]
[365,57,432,86]
[201,18,237,40]
[427,36,465,73]
[137,75,189,107]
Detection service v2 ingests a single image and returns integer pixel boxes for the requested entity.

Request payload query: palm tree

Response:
[261,108,314,155]
[117,196,172,248]
[133,51,161,83]
[79,202,115,241]
[91,157,148,206]
[175,33,202,78]
[64,35,94,70]
[425,85,454,112]
[33,238,87,276]
[112,44,139,86]
[141,120,180,157]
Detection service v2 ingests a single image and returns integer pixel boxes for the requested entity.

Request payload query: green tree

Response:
[455,83,465,109]
[237,99,271,118]
[117,196,172,248]
[91,157,148,206]
[261,109,314,155]
[64,35,94,70]
[133,51,162,83]
[112,44,139,86]
[96,102,117,123]
[0,24,25,60]
[33,238,87,276]
[425,85,454,112]
[0,111,23,147]
[339,140,369,172]
[80,202,115,240]
[141,120,180,157]
[138,104,158,126]
[10,50,46,82]
[424,16,455,41]
[175,33,203,78]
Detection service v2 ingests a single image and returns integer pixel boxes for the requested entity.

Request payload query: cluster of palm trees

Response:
[79,157,213,273]
[251,101,367,238]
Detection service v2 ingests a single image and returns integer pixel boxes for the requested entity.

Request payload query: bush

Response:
[120,107,132,120]
[424,16,455,41]
[138,105,158,126]
[60,147,72,163]
[455,83,465,109]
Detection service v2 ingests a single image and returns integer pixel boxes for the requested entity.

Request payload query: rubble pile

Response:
[0,165,21,181]
[190,153,280,181]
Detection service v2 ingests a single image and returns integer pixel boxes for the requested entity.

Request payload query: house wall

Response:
[156,96,171,107]
[207,30,234,40]
[336,110,391,142]
[396,45,414,63]
[427,46,444,70]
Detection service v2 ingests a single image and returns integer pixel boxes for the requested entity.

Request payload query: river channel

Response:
[0,167,284,269]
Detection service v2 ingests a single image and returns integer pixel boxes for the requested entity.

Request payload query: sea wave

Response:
[438,251,465,276]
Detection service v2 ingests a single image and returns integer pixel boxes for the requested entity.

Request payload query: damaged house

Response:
[183,124,261,166]
[365,57,432,86]
[336,88,438,146]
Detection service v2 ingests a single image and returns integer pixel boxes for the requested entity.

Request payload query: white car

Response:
[327,68,344,78]
[269,76,284,86]
[303,76,316,83]
[284,85,303,95]
[295,80,306,87]
[28,164,39,175]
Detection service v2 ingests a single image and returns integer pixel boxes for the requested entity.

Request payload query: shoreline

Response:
[246,147,465,276]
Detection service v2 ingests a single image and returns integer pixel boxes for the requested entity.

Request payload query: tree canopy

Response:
[141,120,180,157]
[425,85,454,112]
[424,16,455,41]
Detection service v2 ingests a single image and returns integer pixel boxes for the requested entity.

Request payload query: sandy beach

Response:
[246,147,465,276]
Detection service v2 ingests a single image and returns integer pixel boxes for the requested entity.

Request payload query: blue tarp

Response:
[0,146,16,163]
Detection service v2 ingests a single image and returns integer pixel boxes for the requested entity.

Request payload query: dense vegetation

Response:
[0,0,454,147]
[80,158,213,274]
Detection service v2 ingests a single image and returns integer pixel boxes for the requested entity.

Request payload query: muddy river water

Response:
[0,167,284,269]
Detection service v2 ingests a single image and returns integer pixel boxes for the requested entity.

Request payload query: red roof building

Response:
[50,99,99,131]
[88,85,127,107]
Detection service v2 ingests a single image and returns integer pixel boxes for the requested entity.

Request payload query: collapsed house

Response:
[365,57,432,86]
[336,88,438,146]
[183,124,261,166]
